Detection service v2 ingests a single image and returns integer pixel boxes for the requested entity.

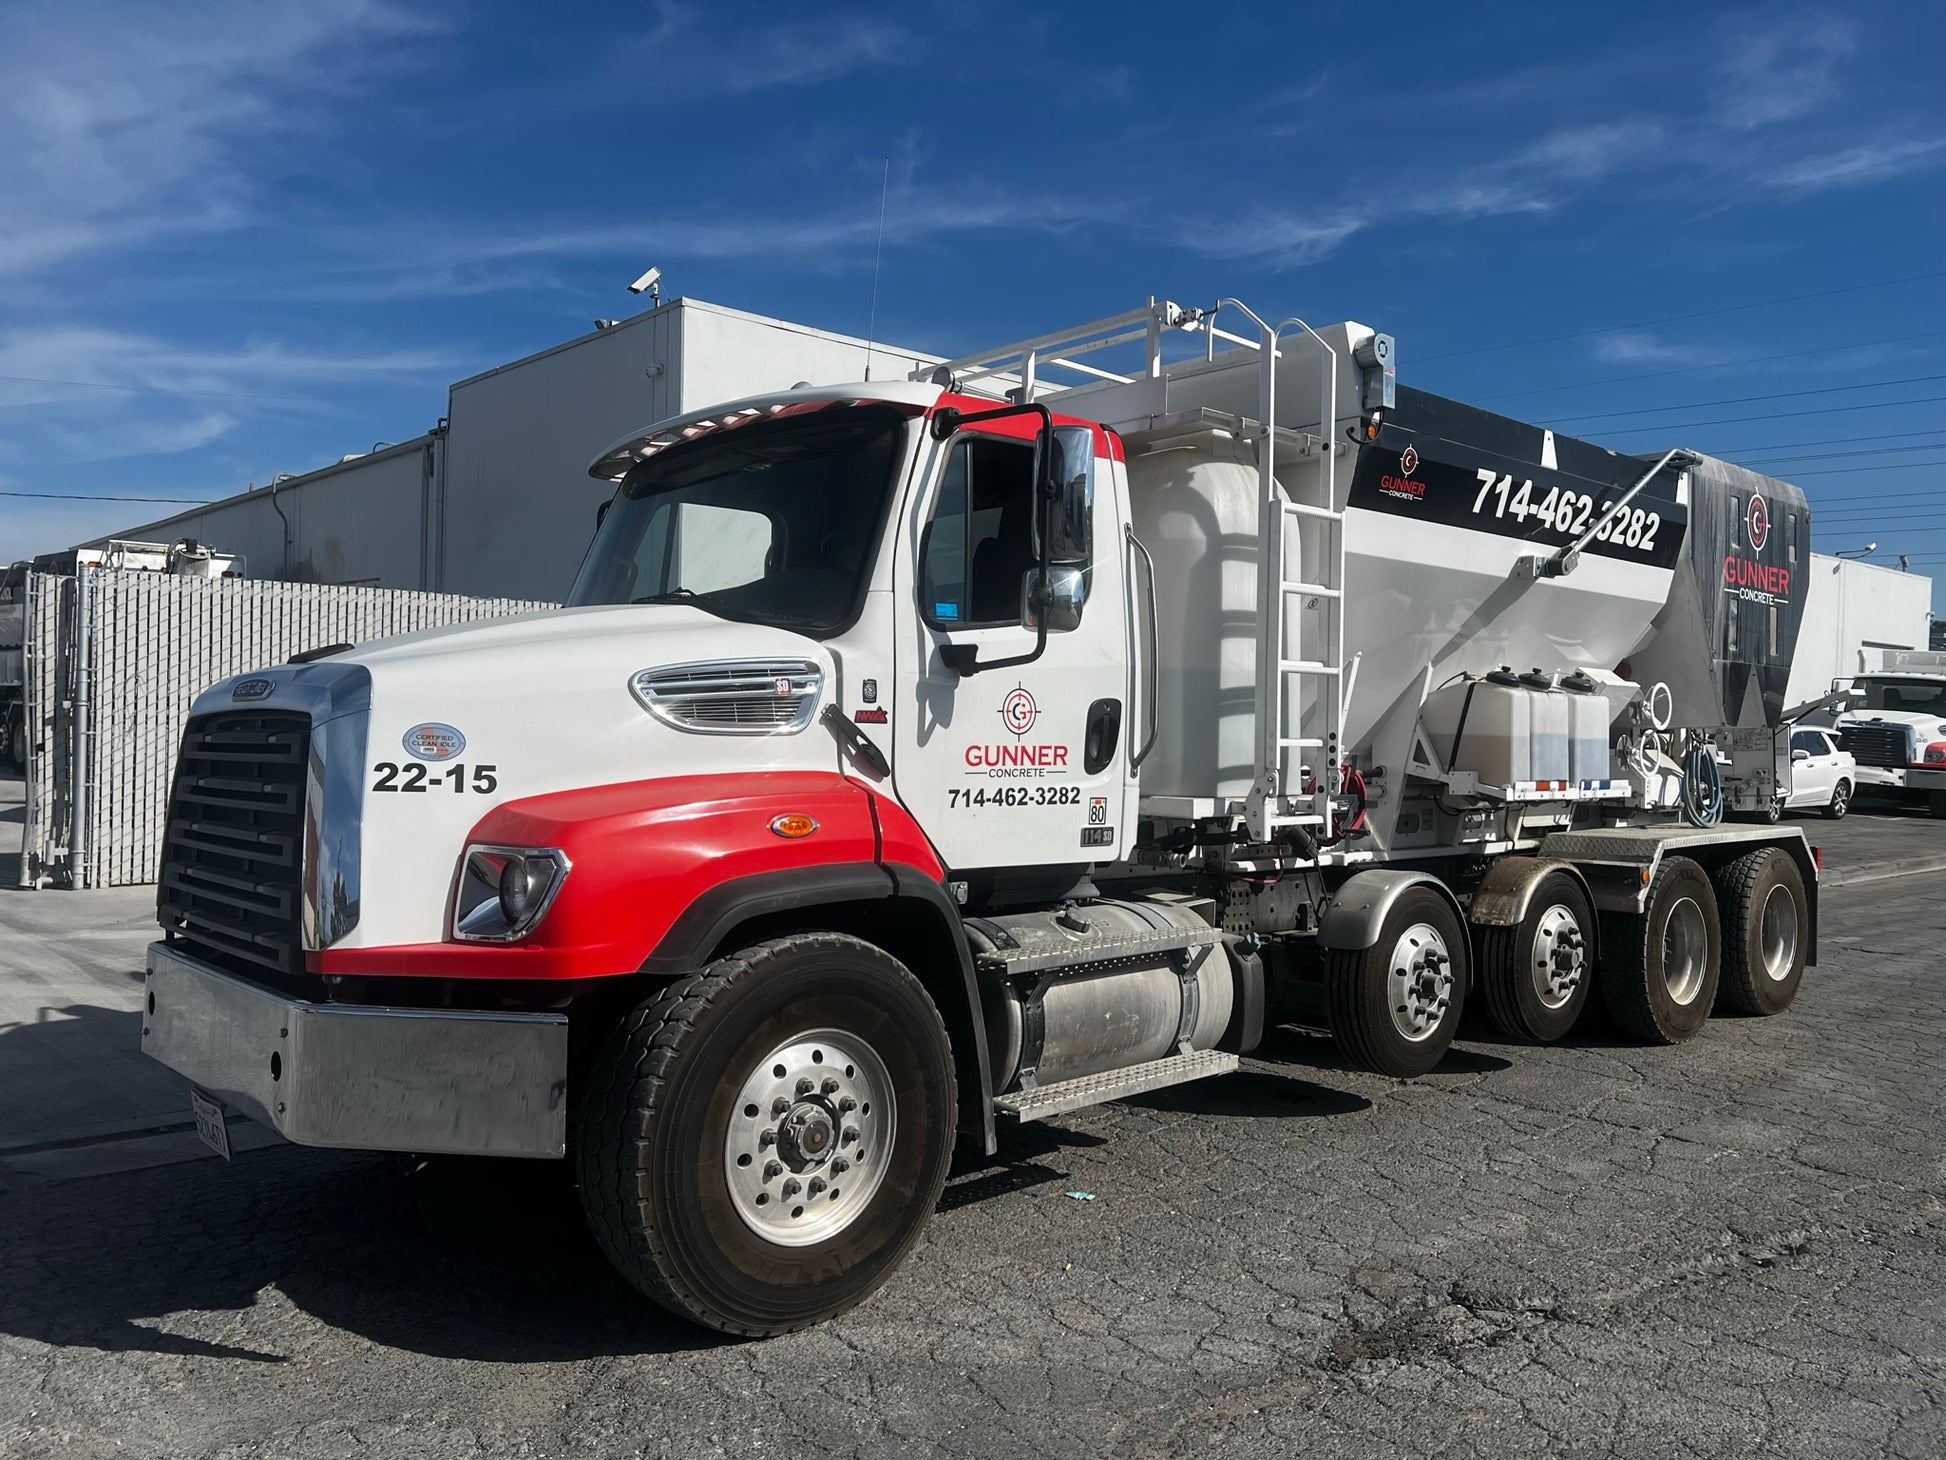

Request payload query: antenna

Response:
[863,157,889,382]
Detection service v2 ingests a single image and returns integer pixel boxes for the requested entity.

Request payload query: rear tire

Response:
[575,933,957,1337]
[3,704,23,776]
[1599,856,1720,1044]
[1326,887,1468,1077]
[1823,780,1850,820]
[1478,872,1595,1043]
[1713,848,1808,1016]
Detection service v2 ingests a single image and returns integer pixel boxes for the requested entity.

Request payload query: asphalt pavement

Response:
[0,774,1942,1458]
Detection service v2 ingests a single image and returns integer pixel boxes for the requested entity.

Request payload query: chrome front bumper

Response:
[142,942,569,1158]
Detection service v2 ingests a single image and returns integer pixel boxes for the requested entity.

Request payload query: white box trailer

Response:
[137,299,1818,1337]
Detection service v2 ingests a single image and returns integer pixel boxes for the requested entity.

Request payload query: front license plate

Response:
[190,1087,232,1161]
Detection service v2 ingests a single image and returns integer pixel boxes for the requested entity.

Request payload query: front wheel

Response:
[1823,779,1850,820]
[1326,886,1468,1077]
[576,933,958,1337]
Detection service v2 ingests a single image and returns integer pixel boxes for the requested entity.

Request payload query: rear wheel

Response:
[1930,790,1946,821]
[1326,887,1468,1077]
[1714,848,1808,1016]
[1478,872,1594,1043]
[1823,779,1850,820]
[576,933,957,1336]
[1599,856,1720,1044]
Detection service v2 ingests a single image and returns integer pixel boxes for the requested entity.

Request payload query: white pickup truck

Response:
[1831,650,1946,816]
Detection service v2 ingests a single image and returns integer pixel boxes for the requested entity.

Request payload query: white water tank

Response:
[1566,679,1612,782]
[1524,672,1572,781]
[1421,674,1533,786]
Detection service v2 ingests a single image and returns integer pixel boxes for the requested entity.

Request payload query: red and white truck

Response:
[143,300,1819,1335]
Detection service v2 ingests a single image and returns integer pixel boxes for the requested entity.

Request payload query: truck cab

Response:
[1832,655,1946,815]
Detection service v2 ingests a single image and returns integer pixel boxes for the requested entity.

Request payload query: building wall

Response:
[438,307,682,601]
[1786,554,1934,709]
[92,438,436,589]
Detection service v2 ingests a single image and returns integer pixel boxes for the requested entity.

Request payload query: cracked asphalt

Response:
[2,873,1942,1459]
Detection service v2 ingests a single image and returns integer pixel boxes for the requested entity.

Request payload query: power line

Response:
[1539,374,1946,427]
[0,489,213,503]
[1415,269,1946,365]
[1592,394,1946,438]
[1707,428,1946,454]
[1738,442,1946,467]
[1783,460,1946,478]
[0,373,314,404]
[1472,331,1946,404]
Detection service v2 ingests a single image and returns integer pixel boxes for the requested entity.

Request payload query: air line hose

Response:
[1680,736,1724,827]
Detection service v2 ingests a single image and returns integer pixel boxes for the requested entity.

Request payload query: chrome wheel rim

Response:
[724,1028,893,1248]
[1759,883,1799,983]
[1831,784,1848,815]
[1530,902,1586,1010]
[1661,896,1709,1005]
[1387,922,1454,1042]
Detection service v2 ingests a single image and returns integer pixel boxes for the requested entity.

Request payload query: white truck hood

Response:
[191,603,844,951]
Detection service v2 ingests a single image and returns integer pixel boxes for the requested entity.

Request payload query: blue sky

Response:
[2,1,1942,600]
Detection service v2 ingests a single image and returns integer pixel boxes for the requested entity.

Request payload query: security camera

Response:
[627,266,662,295]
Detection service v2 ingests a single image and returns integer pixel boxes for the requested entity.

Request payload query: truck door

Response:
[892,415,1137,874]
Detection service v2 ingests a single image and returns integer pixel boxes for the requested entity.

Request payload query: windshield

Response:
[568,403,911,636]
[1853,677,1946,714]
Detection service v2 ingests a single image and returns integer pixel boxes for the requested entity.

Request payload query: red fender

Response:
[311,771,945,980]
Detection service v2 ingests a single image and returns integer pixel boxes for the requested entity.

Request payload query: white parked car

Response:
[1782,727,1855,819]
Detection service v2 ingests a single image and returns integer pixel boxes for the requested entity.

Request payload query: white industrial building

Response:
[98,300,938,603]
[1785,554,1935,706]
[93,296,1931,682]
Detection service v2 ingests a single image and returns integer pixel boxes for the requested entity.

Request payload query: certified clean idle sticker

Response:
[402,722,467,762]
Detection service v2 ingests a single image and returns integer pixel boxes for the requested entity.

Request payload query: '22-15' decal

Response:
[372,762,498,793]
[1471,469,1660,552]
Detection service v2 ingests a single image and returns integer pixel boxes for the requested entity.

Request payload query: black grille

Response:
[157,710,310,977]
[1837,723,1909,770]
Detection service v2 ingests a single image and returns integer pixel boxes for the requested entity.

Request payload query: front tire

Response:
[576,933,957,1337]
[3,704,23,776]
[1326,886,1468,1077]
[1478,872,1595,1043]
[1599,855,1720,1044]
[1714,848,1808,1016]
[1823,779,1850,820]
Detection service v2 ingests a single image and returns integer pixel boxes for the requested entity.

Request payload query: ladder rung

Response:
[1281,581,1340,598]
[1282,502,1342,521]
[1278,660,1341,675]
[1266,814,1327,827]
[1277,737,1324,748]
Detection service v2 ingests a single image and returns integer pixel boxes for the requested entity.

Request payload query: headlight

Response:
[453,845,570,942]
[1924,742,1946,765]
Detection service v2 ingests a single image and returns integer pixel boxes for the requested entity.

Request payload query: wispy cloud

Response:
[628,3,910,94]
[0,0,436,277]
[1592,332,1736,367]
[1769,137,1946,193]
[1710,11,1858,130]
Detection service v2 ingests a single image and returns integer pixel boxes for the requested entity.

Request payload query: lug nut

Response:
[759,1129,777,1148]
[771,1097,790,1116]
[838,1096,857,1113]
[781,1178,801,1198]
[808,1177,826,1196]
[832,1158,850,1174]
[821,1077,841,1095]
[841,1127,858,1146]
[795,1077,815,1096]
[764,1160,782,1181]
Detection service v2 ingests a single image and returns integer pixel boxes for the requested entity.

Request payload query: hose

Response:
[1681,736,1723,827]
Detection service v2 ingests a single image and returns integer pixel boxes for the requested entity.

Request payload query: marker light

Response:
[1918,742,1946,766]
[769,814,819,839]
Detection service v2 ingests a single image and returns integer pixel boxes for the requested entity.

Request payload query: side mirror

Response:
[1022,565,1085,633]
[1791,747,1810,762]
[1043,426,1094,566]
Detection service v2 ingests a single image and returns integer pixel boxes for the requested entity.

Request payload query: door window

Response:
[1791,730,1824,755]
[921,435,1038,629]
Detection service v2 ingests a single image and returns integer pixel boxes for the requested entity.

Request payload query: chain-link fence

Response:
[19,571,553,889]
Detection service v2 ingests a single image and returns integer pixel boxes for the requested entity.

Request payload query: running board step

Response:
[993,1050,1240,1124]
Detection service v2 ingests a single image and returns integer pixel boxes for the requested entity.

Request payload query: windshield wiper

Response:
[632,588,706,605]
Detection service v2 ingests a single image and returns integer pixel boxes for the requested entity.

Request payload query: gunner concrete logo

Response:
[1000,685,1038,738]
[1747,492,1770,551]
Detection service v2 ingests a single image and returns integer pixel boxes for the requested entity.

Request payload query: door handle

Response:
[1085,699,1123,775]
